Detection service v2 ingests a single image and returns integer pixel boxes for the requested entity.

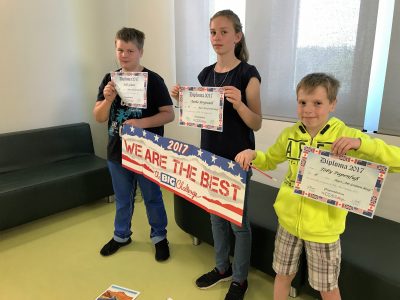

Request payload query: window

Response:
[295,0,360,94]
[366,0,396,134]
[175,0,398,135]
[246,0,380,128]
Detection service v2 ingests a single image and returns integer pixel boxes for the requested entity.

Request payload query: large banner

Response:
[121,125,247,226]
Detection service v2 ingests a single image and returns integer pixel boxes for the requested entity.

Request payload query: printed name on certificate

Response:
[178,86,224,132]
[111,71,148,108]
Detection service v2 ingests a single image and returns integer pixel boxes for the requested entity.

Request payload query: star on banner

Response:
[211,155,217,163]
[154,135,160,142]
[197,149,203,157]
[228,161,235,170]
[237,173,243,182]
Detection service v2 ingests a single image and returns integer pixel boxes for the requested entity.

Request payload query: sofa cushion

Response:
[338,214,400,299]
[0,156,105,193]
[0,123,114,230]
[247,180,279,229]
[0,123,95,174]
[0,155,112,230]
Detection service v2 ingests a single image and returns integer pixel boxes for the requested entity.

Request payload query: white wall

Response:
[0,0,88,133]
[0,0,176,158]
[0,0,398,222]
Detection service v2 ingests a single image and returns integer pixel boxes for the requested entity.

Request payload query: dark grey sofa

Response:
[0,122,114,230]
[174,180,400,299]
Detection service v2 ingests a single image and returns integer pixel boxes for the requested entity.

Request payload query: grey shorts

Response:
[273,225,341,292]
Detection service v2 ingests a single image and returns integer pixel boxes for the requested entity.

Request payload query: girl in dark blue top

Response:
[171,10,262,300]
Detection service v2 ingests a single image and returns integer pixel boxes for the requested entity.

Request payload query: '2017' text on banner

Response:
[121,125,247,226]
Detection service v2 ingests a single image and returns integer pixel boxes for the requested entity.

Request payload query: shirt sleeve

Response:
[245,65,261,83]
[253,129,288,170]
[358,136,400,173]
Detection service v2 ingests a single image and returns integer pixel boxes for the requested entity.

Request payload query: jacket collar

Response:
[297,117,340,136]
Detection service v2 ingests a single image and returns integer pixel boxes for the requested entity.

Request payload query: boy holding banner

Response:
[235,72,400,300]
[94,27,174,261]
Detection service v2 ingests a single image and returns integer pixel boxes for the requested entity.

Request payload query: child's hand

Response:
[235,149,256,171]
[170,84,180,103]
[224,86,243,111]
[331,137,361,156]
[103,81,117,103]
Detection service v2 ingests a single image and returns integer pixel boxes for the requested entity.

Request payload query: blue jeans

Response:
[210,171,252,283]
[107,161,167,244]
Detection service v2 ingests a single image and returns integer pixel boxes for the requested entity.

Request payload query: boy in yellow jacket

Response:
[235,73,400,300]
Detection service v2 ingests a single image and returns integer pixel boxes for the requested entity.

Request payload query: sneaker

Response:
[224,280,248,300]
[155,238,170,261]
[195,266,233,289]
[100,238,131,256]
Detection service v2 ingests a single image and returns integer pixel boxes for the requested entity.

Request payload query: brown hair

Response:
[115,27,145,50]
[210,10,249,62]
[296,73,340,103]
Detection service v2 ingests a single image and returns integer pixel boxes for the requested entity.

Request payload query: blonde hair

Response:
[296,73,340,103]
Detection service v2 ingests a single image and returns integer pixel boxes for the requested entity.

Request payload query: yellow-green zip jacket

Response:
[253,117,400,243]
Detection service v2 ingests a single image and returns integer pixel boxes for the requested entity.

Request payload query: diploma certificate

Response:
[294,146,388,218]
[111,72,148,108]
[178,86,224,132]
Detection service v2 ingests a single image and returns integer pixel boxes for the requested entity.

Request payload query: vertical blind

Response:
[378,0,400,135]
[174,0,210,86]
[245,0,379,128]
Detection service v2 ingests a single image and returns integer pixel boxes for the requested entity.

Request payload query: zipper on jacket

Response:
[296,123,331,237]
[296,135,313,237]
